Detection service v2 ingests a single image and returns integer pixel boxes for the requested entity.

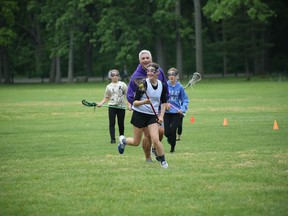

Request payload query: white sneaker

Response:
[161,161,168,169]
[118,135,126,154]
[119,135,126,145]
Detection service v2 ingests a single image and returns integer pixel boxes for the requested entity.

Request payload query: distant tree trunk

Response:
[68,31,74,83]
[55,56,61,83]
[194,0,204,76]
[260,30,268,75]
[34,23,44,79]
[260,50,266,75]
[155,35,166,72]
[251,31,260,75]
[49,57,56,83]
[222,21,228,77]
[85,38,93,77]
[253,56,260,75]
[34,47,43,79]
[0,47,3,83]
[176,0,183,78]
[245,56,250,81]
[2,49,11,84]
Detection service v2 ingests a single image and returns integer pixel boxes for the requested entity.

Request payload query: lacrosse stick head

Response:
[82,99,96,107]
[185,72,201,89]
[192,72,201,83]
[133,77,146,92]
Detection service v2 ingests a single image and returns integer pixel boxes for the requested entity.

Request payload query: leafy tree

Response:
[24,1,50,80]
[194,0,204,75]
[0,0,18,83]
[153,0,191,73]
[40,0,73,82]
[95,1,151,68]
[1,0,286,84]
[175,0,183,77]
[203,0,275,78]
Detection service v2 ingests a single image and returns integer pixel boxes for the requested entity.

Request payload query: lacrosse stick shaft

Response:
[144,92,159,121]
[134,79,159,122]
[82,100,127,110]
[169,103,181,112]
[99,104,127,110]
[169,103,186,116]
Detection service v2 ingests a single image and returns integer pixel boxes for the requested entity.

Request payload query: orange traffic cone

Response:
[273,120,279,130]
[190,116,195,123]
[223,118,228,126]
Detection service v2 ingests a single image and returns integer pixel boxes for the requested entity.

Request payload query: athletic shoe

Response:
[111,139,116,144]
[146,159,153,162]
[161,161,169,169]
[118,135,126,154]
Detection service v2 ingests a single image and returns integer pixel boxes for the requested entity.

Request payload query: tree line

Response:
[0,0,287,84]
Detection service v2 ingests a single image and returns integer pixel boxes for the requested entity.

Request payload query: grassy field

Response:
[0,77,287,216]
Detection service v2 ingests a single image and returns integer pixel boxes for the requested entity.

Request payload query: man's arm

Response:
[158,68,169,100]
[127,78,137,105]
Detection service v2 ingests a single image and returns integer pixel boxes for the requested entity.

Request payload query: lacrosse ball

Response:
[139,83,144,89]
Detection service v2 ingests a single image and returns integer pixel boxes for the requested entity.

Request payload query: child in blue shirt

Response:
[164,67,189,153]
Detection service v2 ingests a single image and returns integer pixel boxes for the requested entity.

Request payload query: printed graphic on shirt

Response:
[169,90,181,102]
[105,82,127,107]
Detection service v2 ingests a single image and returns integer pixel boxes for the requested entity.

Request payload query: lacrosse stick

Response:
[133,78,159,121]
[169,103,186,116]
[81,99,127,110]
[184,72,201,89]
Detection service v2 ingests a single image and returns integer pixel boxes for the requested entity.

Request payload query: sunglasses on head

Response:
[168,72,177,76]
[146,68,157,73]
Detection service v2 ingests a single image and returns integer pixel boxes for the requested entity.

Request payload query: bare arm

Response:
[133,99,151,107]
[159,103,167,119]
[97,97,109,107]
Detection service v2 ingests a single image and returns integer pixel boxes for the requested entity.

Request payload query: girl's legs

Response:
[108,108,117,142]
[148,123,168,167]
[177,115,183,140]
[158,126,164,141]
[142,128,152,161]
[144,125,164,161]
[125,126,143,146]
[119,123,168,168]
[116,109,125,136]
[148,123,165,160]
[169,114,180,152]
[118,126,143,154]
[164,114,172,144]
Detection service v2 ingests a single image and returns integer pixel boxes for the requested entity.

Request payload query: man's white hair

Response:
[138,50,152,61]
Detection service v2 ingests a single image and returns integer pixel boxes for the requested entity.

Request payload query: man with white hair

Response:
[126,50,168,162]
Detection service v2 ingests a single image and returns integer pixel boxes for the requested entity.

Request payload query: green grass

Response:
[0,78,287,216]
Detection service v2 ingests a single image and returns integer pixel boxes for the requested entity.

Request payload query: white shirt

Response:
[104,81,127,107]
[132,78,162,115]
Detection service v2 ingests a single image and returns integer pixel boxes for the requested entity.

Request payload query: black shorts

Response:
[131,110,158,128]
